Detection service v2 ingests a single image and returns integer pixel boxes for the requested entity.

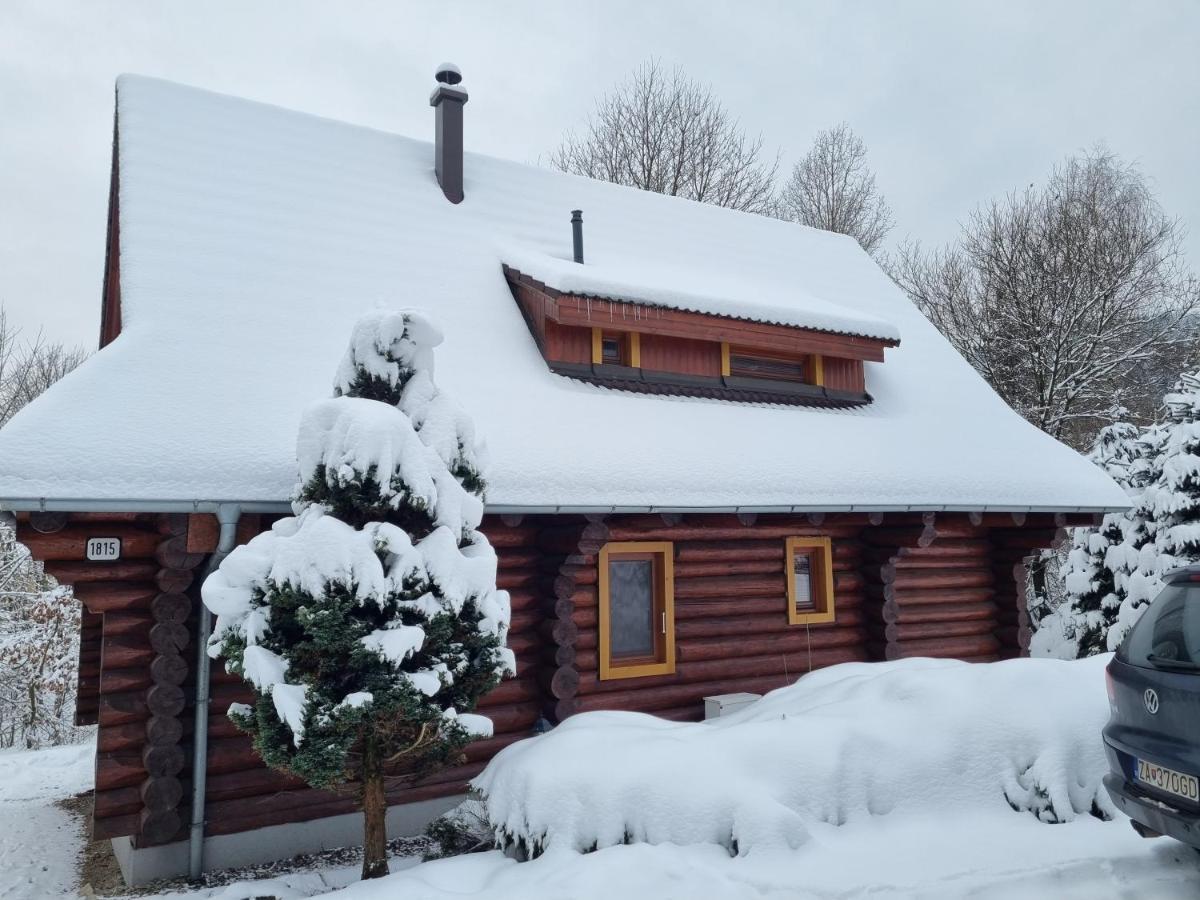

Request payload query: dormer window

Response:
[592,329,641,369]
[601,334,623,365]
[503,264,898,409]
[727,349,809,384]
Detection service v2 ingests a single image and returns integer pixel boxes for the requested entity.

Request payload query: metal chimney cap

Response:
[435,63,463,85]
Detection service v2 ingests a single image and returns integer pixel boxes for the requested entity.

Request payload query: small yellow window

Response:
[591,328,641,367]
[598,541,675,680]
[786,537,835,625]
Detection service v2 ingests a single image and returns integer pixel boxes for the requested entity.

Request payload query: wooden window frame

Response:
[727,346,811,384]
[592,327,641,367]
[785,536,836,625]
[598,541,675,680]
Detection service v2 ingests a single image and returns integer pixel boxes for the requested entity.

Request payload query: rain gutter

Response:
[0,498,1124,516]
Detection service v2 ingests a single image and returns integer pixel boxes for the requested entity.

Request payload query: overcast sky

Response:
[2,0,1197,349]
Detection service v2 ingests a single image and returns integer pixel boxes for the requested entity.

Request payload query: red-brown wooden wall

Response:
[16,509,1070,846]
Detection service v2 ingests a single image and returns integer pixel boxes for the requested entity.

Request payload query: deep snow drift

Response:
[475,656,1113,856]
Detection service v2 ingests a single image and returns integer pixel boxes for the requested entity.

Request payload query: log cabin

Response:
[0,70,1127,884]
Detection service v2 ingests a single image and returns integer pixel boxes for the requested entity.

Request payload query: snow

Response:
[474,656,1113,856]
[443,708,494,739]
[1040,377,1200,659]
[336,691,373,710]
[331,814,1200,900]
[0,75,1126,514]
[333,308,442,399]
[272,683,310,747]
[4,675,1200,898]
[0,740,92,900]
[204,306,512,753]
[361,625,427,665]
[300,398,436,509]
[241,644,289,691]
[403,670,443,696]
[204,510,388,619]
[499,242,900,341]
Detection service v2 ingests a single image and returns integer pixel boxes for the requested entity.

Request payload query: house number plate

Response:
[86,537,122,561]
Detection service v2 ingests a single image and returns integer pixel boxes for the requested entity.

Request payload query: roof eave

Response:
[0,497,1127,516]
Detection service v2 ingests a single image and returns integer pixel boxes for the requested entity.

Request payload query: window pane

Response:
[730,354,807,382]
[1124,584,1200,666]
[602,337,622,364]
[609,558,655,658]
[793,552,814,610]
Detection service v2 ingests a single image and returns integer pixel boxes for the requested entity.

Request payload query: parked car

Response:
[1103,565,1200,848]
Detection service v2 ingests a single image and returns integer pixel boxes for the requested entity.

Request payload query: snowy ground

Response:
[342,813,1200,900]
[0,741,92,899]
[5,659,1200,898]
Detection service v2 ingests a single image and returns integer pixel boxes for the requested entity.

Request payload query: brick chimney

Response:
[430,63,467,204]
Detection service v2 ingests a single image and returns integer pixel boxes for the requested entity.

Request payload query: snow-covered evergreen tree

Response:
[1038,375,1200,658]
[1105,376,1200,647]
[1042,421,1143,657]
[204,309,514,880]
[1102,421,1170,649]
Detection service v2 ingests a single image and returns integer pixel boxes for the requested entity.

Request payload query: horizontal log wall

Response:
[561,514,872,721]
[864,518,1001,661]
[18,513,203,844]
[989,526,1068,658]
[16,509,1079,844]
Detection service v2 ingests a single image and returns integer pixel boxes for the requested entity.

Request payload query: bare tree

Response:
[888,148,1198,448]
[0,308,89,747]
[777,123,894,254]
[550,61,779,214]
[0,306,88,426]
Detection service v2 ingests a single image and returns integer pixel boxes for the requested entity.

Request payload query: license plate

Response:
[1136,757,1200,804]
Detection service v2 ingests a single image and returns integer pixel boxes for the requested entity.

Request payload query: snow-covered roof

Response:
[498,244,900,342]
[0,76,1127,514]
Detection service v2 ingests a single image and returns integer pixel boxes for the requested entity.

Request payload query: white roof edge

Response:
[0,497,1124,516]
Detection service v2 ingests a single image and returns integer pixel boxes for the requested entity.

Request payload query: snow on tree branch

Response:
[204,306,512,880]
[887,148,1198,448]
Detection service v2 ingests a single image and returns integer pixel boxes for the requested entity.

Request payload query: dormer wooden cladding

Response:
[504,265,896,407]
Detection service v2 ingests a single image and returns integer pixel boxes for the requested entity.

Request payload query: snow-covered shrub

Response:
[204,309,514,879]
[0,524,84,749]
[474,656,1112,858]
[423,796,496,861]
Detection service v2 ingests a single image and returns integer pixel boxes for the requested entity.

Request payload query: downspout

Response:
[189,503,241,881]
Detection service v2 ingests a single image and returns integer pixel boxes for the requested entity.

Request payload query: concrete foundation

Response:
[111,793,463,886]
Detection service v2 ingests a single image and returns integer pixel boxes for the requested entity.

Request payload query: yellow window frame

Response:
[785,536,836,625]
[592,328,641,367]
[598,541,675,680]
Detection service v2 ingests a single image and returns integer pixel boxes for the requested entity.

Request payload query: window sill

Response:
[789,609,837,626]
[599,659,676,680]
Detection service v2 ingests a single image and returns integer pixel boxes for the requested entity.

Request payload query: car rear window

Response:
[1123,583,1200,669]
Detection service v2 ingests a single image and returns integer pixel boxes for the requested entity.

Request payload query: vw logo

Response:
[1144,688,1160,715]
